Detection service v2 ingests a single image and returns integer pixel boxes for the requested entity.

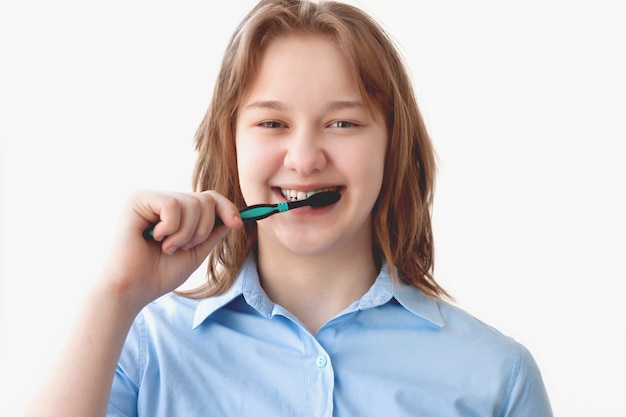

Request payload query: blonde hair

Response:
[183,0,450,300]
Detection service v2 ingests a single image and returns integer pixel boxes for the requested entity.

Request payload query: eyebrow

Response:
[242,100,365,113]
[243,100,289,112]
[322,100,364,113]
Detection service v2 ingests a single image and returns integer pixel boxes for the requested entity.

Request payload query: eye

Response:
[259,121,285,129]
[328,120,355,128]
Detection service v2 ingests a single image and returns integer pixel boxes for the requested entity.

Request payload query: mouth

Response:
[279,187,341,202]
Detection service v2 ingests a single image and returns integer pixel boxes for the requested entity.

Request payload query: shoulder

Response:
[136,292,200,334]
[120,293,201,353]
[430,301,552,413]
[393,280,523,357]
[433,300,526,364]
[118,293,202,374]
[438,301,518,345]
[432,300,547,396]
[433,302,553,415]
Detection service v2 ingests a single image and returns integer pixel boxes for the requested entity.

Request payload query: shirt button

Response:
[316,355,328,369]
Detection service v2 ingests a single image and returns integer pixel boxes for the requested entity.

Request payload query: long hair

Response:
[182,0,450,300]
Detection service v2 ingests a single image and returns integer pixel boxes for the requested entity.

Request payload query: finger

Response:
[186,222,231,261]
[180,191,243,251]
[179,193,219,250]
[148,195,183,242]
[142,191,242,254]
[208,191,244,229]
[160,195,205,254]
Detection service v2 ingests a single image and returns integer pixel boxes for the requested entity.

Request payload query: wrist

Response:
[91,272,151,319]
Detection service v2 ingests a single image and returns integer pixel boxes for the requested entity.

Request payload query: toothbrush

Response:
[143,190,341,241]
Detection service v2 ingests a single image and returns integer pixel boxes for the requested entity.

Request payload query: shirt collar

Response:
[192,256,268,329]
[193,256,445,329]
[357,262,445,328]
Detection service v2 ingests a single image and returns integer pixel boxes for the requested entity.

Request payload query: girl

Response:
[28,0,552,416]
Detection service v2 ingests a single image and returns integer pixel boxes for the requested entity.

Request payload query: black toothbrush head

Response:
[305,190,341,207]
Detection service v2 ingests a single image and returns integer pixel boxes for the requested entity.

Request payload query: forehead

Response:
[242,34,359,100]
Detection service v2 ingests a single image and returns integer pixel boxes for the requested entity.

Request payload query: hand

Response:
[100,190,243,312]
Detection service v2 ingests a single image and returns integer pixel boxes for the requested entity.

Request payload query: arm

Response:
[24,190,243,417]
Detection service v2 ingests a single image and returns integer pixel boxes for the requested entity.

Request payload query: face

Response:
[236,34,387,259]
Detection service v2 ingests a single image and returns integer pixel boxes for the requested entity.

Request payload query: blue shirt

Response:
[108,256,553,416]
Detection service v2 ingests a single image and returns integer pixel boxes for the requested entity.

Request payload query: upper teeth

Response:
[281,188,332,201]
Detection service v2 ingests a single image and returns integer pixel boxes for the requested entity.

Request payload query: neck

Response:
[257,244,378,334]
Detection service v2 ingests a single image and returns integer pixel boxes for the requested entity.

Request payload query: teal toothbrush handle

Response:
[235,201,288,223]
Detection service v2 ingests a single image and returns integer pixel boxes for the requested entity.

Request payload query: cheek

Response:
[363,154,386,196]
[236,132,258,167]
[236,135,258,195]
[342,138,386,188]
[236,134,283,191]
[236,146,255,180]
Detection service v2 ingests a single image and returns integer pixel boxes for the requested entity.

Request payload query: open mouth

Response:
[279,187,341,202]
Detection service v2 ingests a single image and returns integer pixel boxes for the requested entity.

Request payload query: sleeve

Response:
[499,344,553,417]
[106,313,146,417]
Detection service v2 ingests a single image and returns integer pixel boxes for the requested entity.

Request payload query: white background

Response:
[1,1,625,416]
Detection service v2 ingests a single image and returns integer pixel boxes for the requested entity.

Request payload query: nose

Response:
[283,127,327,175]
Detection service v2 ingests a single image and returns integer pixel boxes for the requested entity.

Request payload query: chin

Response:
[263,230,341,257]
[282,239,337,256]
